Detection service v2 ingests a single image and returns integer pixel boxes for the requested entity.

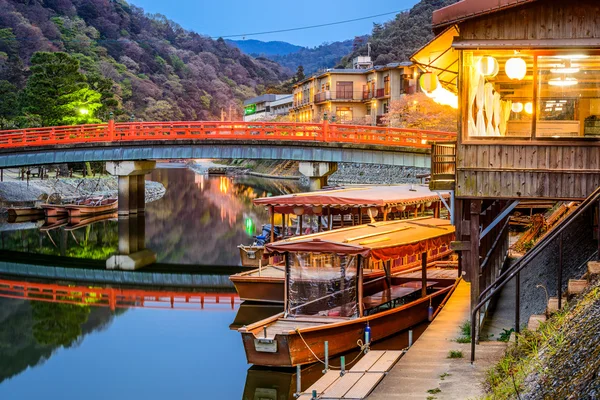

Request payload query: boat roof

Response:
[266,217,454,261]
[254,185,449,215]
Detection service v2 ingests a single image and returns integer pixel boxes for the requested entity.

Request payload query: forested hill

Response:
[269,40,355,74]
[226,39,303,56]
[341,0,459,66]
[0,0,289,124]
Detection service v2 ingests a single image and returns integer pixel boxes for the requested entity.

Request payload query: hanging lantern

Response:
[505,57,527,80]
[477,56,499,77]
[511,102,524,113]
[524,102,533,114]
[425,202,432,208]
[312,205,323,214]
[419,72,439,93]
[397,205,406,212]
[293,206,305,216]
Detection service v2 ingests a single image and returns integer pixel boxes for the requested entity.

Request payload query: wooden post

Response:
[383,208,388,221]
[340,213,345,228]
[270,206,275,243]
[421,252,428,297]
[284,252,290,315]
[358,207,362,225]
[469,200,482,313]
[282,213,287,238]
[328,206,332,231]
[299,215,303,236]
[358,255,364,317]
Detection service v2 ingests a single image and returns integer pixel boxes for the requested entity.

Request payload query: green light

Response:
[79,108,89,115]
[245,218,255,236]
[244,104,256,116]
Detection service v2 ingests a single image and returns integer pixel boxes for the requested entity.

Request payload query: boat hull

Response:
[41,205,68,217]
[240,283,455,367]
[64,199,118,217]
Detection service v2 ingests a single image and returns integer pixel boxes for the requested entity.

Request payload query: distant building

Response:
[290,57,419,125]
[243,94,293,122]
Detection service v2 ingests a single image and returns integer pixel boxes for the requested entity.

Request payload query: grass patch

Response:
[439,372,451,380]
[426,397,436,400]
[455,320,471,343]
[427,388,441,394]
[447,350,463,359]
[497,328,514,342]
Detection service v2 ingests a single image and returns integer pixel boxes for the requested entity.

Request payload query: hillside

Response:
[342,0,459,66]
[225,39,303,56]
[269,39,355,74]
[0,0,289,124]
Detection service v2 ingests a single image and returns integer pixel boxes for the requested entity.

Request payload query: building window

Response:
[336,81,353,100]
[336,107,353,121]
[384,75,390,96]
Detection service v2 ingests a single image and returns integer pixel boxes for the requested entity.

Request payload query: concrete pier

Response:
[299,162,338,191]
[106,160,156,215]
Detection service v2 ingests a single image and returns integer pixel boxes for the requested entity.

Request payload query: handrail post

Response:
[515,271,520,336]
[108,118,115,142]
[323,119,329,142]
[558,232,563,310]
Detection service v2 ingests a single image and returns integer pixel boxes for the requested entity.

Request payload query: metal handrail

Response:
[470,185,600,362]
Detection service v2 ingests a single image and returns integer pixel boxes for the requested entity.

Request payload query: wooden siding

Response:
[456,144,600,199]
[459,0,600,41]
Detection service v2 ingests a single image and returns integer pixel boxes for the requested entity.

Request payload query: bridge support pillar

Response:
[299,162,338,191]
[106,215,156,270]
[106,161,156,215]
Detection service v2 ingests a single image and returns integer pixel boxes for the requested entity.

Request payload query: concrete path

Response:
[368,281,507,399]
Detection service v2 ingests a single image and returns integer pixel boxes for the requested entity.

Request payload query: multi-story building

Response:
[243,94,293,122]
[291,57,419,125]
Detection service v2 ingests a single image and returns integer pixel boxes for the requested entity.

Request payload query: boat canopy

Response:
[266,217,454,262]
[254,185,449,216]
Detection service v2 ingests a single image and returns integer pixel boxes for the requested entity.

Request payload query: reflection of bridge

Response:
[0,278,240,311]
[0,121,455,169]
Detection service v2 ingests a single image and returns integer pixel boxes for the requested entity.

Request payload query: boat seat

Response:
[362,281,438,314]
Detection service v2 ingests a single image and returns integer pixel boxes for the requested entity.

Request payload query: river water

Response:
[0,165,423,399]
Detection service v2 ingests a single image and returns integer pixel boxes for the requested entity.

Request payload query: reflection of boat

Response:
[242,364,324,400]
[39,216,69,231]
[231,218,453,303]
[229,301,283,330]
[64,198,118,217]
[65,212,118,231]
[239,218,458,367]
[7,207,44,218]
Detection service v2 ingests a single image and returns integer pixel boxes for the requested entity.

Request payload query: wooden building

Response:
[414,0,600,312]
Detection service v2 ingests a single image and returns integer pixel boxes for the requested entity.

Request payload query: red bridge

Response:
[0,121,456,169]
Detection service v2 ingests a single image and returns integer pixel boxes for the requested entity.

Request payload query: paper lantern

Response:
[505,57,527,80]
[548,77,578,87]
[524,102,533,114]
[312,205,323,214]
[511,102,524,113]
[477,56,499,77]
[293,206,305,216]
[419,72,439,93]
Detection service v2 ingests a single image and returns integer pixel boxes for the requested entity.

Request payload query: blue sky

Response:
[130,0,420,47]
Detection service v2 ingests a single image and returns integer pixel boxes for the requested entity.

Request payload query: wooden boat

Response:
[238,185,450,267]
[63,198,118,217]
[229,302,284,330]
[238,217,457,367]
[40,216,69,232]
[7,207,44,218]
[238,245,266,268]
[41,204,69,217]
[231,217,453,303]
[65,212,118,231]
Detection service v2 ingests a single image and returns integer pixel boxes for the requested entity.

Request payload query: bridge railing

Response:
[0,121,456,149]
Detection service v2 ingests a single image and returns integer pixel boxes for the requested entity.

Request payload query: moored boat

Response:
[63,198,118,217]
[238,217,457,367]
[65,212,118,231]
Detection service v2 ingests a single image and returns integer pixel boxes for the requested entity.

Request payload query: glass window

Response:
[336,107,353,121]
[464,51,534,138]
[537,55,600,138]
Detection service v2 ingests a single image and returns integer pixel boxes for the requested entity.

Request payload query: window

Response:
[384,75,390,96]
[336,107,353,121]
[336,81,353,100]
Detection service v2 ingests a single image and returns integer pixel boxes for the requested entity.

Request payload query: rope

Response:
[294,328,371,369]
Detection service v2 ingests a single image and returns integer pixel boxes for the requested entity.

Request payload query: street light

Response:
[79,108,89,115]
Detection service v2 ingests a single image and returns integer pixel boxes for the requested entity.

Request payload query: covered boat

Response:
[238,217,458,367]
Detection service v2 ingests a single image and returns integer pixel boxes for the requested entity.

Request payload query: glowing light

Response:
[477,56,499,77]
[293,206,305,216]
[419,72,439,93]
[511,102,524,113]
[244,218,255,236]
[524,102,533,114]
[505,57,527,80]
[550,66,580,74]
[559,55,589,60]
[312,205,323,214]
[548,77,578,87]
[424,85,458,109]
[79,108,89,115]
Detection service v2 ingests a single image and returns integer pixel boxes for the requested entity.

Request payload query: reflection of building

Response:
[243,94,293,121]
[291,56,419,125]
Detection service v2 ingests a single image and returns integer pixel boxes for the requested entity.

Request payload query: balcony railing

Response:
[376,88,386,98]
[429,141,456,191]
[314,90,364,103]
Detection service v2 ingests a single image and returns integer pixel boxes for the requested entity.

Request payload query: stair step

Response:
[588,261,600,279]
[567,279,588,297]
[546,296,566,314]
[527,314,547,331]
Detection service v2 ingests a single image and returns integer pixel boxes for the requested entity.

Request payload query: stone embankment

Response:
[0,177,165,211]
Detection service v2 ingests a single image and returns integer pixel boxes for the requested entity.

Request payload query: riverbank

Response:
[0,176,165,211]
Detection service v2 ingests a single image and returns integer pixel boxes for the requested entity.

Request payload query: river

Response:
[0,165,424,399]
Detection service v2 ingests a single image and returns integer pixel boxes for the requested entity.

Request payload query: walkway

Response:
[369,280,507,399]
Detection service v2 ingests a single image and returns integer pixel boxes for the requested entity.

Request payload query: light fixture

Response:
[425,202,432,208]
[397,205,406,212]
[511,102,524,113]
[312,205,323,214]
[559,55,589,60]
[293,206,305,216]
[367,207,379,223]
[549,77,578,87]
[79,108,89,115]
[505,57,527,80]
[550,66,580,74]
[525,102,533,114]
[419,72,439,93]
[477,56,499,77]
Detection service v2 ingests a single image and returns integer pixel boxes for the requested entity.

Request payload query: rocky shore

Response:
[0,177,165,211]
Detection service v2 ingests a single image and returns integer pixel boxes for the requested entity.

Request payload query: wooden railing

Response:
[429,141,457,190]
[0,121,456,150]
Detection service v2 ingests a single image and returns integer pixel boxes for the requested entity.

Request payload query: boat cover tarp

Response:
[266,217,455,262]
[253,185,449,215]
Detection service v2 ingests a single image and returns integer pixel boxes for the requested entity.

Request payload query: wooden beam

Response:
[421,252,428,297]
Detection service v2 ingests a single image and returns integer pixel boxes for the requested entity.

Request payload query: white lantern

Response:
[477,56,499,77]
[425,202,432,208]
[511,102,524,113]
[524,102,533,114]
[419,72,439,93]
[505,57,527,80]
[397,205,406,212]
[312,205,323,214]
[293,206,305,216]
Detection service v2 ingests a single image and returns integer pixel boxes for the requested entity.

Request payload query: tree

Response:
[384,93,457,132]
[294,65,305,83]
[22,52,102,126]
[32,302,91,347]
[0,80,19,129]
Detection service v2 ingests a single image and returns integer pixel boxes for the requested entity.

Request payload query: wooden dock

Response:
[298,350,404,399]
